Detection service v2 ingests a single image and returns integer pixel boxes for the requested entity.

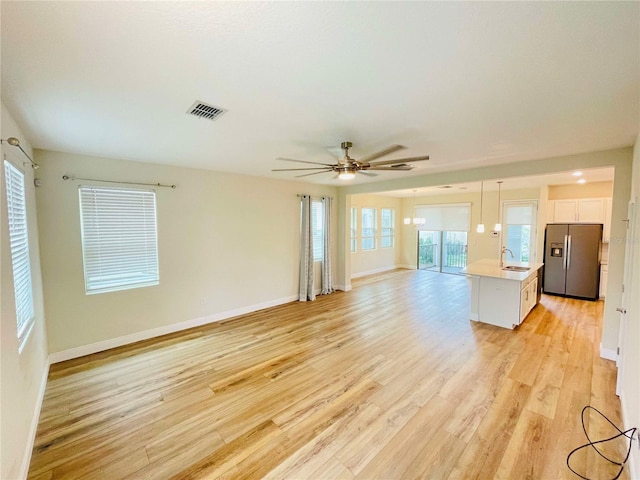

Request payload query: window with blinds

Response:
[4,160,35,351]
[361,207,377,250]
[381,208,395,248]
[79,186,159,294]
[414,203,471,232]
[350,207,357,253]
[311,199,324,261]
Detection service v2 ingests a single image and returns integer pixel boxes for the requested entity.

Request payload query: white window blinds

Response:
[381,208,395,248]
[414,203,471,232]
[4,160,35,350]
[79,186,159,294]
[311,199,324,261]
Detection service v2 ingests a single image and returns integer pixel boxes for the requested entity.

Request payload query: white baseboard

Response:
[19,357,50,480]
[397,264,417,270]
[599,343,618,362]
[350,264,413,279]
[49,295,298,363]
[334,284,351,292]
[619,389,639,480]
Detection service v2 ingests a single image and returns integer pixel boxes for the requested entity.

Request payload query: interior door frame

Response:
[616,201,635,395]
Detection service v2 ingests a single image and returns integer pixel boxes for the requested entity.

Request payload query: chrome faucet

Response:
[500,247,514,268]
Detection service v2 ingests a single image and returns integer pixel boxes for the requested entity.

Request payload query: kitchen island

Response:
[462,259,544,329]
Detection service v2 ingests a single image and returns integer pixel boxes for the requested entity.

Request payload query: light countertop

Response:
[462,259,544,282]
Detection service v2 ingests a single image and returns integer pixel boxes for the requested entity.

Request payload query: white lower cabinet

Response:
[519,276,538,323]
[473,269,541,329]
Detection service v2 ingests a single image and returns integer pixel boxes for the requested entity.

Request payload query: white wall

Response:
[548,181,613,199]
[1,103,49,480]
[34,150,337,357]
[619,135,639,478]
[397,188,541,269]
[350,194,403,277]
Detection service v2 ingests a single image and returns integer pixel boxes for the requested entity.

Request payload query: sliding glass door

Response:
[415,203,471,274]
[418,230,468,273]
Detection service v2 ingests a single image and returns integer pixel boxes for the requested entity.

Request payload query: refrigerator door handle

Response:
[563,235,569,270]
[567,235,572,270]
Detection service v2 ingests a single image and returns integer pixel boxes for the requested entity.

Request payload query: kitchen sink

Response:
[502,266,530,272]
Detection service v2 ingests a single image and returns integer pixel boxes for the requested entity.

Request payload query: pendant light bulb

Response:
[494,181,503,232]
[477,180,485,234]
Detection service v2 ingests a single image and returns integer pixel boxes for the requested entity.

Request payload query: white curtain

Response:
[320,196,334,295]
[298,195,315,301]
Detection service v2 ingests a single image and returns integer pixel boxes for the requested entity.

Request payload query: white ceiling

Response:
[1,2,638,186]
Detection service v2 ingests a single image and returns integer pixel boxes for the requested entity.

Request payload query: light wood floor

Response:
[28,269,629,480]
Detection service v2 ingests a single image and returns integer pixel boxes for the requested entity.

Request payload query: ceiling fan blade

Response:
[272,167,333,172]
[367,165,414,171]
[277,157,335,167]
[368,155,430,166]
[357,145,406,164]
[295,169,333,178]
[357,171,378,177]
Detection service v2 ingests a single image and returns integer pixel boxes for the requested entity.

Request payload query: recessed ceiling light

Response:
[572,171,583,177]
[577,178,586,184]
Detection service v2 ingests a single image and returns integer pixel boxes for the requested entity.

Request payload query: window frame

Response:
[361,207,377,251]
[311,199,324,261]
[381,208,395,248]
[4,160,35,352]
[350,206,357,253]
[501,200,538,263]
[79,185,160,295]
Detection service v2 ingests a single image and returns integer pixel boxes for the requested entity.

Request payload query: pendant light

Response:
[494,181,503,232]
[404,190,425,225]
[476,181,485,233]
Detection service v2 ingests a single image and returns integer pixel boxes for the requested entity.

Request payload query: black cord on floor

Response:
[566,405,637,480]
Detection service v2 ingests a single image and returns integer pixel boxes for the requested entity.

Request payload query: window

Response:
[381,208,395,248]
[4,160,35,351]
[350,207,357,253]
[311,199,324,261]
[79,186,159,294]
[413,203,471,232]
[502,201,538,262]
[361,207,377,250]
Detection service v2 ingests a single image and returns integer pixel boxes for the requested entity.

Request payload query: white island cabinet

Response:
[462,259,544,329]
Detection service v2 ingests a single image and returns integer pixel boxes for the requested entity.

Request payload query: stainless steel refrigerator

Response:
[543,224,602,300]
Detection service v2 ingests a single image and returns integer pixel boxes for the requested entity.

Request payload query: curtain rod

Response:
[62,175,176,189]
[297,194,333,199]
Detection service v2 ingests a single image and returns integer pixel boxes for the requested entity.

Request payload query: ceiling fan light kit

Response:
[272,141,429,180]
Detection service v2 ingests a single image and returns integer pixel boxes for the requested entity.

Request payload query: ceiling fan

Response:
[272,141,429,180]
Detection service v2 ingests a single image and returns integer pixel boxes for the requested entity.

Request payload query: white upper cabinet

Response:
[547,197,612,242]
[553,199,581,222]
[577,199,606,222]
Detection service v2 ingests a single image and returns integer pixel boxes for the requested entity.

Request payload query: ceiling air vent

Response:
[187,101,227,121]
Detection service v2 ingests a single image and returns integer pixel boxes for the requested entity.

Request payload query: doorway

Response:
[418,230,468,274]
